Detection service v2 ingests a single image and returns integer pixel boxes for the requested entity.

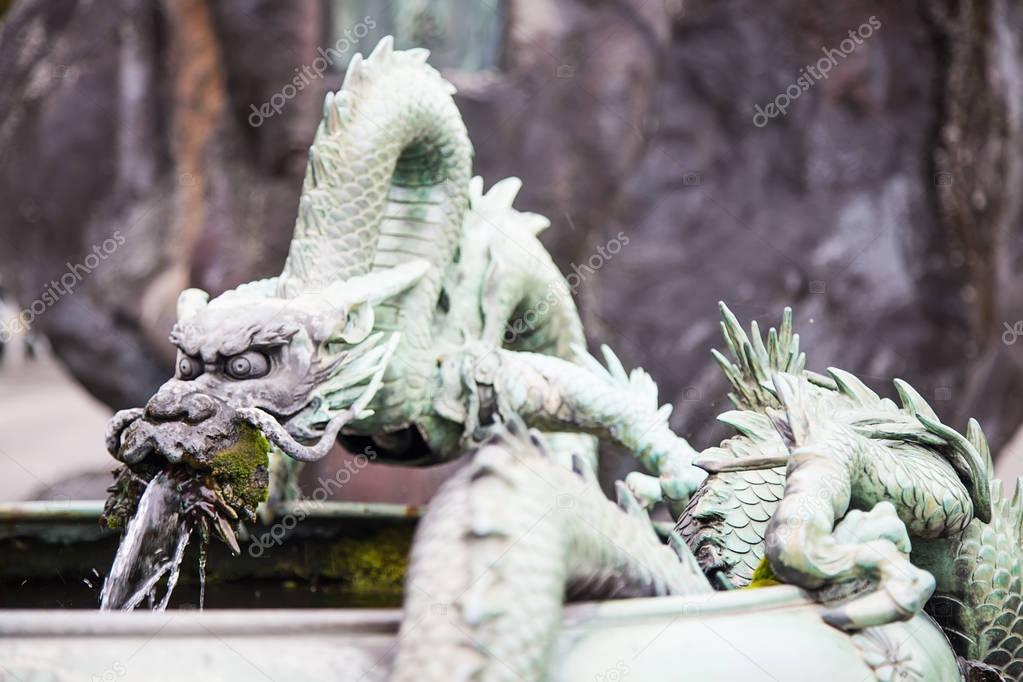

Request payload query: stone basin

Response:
[0,501,961,681]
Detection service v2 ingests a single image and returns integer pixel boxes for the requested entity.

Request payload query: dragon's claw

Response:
[660,466,707,509]
[625,465,705,512]
[833,502,912,556]
[821,540,935,631]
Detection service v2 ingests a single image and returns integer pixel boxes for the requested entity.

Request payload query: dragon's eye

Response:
[225,351,270,380]
[177,355,203,380]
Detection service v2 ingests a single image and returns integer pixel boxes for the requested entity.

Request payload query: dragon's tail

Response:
[712,303,805,413]
[390,421,708,682]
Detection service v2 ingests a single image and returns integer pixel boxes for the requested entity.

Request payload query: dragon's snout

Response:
[108,386,363,470]
[107,385,239,468]
[145,389,220,425]
[102,388,273,540]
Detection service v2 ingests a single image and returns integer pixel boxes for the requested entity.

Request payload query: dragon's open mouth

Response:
[102,382,374,544]
[103,418,272,541]
[99,420,273,610]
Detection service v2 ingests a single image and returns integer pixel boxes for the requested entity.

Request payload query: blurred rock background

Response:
[2,0,1023,500]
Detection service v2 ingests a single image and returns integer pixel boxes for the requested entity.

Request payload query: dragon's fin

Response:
[716,410,775,441]
[615,481,657,541]
[572,453,594,481]
[893,379,940,422]
[715,303,805,412]
[573,343,665,417]
[667,530,708,579]
[469,175,550,236]
[768,372,815,449]
[827,367,880,406]
[916,414,992,523]
[966,417,995,480]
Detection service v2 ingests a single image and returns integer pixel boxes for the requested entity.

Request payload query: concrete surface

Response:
[0,350,113,501]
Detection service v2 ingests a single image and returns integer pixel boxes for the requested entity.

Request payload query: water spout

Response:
[100,471,192,611]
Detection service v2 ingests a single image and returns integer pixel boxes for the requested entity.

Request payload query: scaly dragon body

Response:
[390,421,710,682]
[101,36,1023,681]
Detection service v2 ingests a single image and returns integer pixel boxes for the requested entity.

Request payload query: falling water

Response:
[99,471,193,611]
[198,542,208,610]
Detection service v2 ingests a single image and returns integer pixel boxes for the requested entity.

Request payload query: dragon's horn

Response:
[327,259,430,307]
[176,288,209,321]
[304,260,428,344]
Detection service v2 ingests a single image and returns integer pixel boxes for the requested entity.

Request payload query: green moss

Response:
[746,555,782,589]
[320,527,410,593]
[209,423,271,515]
[100,459,161,531]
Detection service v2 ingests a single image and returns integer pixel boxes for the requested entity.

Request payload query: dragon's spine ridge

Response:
[712,303,804,412]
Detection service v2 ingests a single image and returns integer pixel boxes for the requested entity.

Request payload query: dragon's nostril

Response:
[144,390,218,424]
[145,395,186,422]
[146,401,179,422]
[183,394,218,424]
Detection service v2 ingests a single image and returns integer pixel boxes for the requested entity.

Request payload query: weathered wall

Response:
[1,0,1022,477]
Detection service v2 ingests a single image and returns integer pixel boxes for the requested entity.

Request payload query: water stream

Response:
[99,471,199,611]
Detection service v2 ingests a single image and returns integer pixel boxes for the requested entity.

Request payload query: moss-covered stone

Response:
[209,423,270,518]
[103,423,270,533]
[319,526,410,593]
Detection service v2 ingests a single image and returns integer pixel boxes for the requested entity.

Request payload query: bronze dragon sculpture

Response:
[101,36,1023,682]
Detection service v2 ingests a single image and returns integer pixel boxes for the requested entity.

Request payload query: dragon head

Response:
[105,35,473,526]
[107,260,427,479]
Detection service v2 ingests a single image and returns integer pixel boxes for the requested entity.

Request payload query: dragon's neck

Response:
[279,40,472,425]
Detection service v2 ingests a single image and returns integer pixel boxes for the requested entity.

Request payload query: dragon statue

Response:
[103,36,706,522]
[101,36,1023,681]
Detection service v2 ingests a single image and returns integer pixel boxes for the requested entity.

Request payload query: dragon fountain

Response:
[100,37,1023,681]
